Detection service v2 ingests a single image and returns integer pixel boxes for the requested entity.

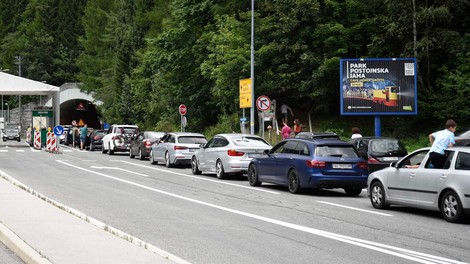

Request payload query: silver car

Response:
[149,132,207,167]
[367,147,470,223]
[191,133,271,179]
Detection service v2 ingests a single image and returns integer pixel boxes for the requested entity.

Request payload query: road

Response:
[1,141,470,264]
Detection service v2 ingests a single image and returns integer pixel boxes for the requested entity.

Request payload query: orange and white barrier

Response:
[34,131,41,150]
[50,135,58,153]
[46,132,53,152]
[26,132,31,145]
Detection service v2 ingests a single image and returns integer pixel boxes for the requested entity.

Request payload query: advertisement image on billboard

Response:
[340,58,418,115]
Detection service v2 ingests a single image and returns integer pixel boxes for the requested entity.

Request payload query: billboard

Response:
[340,58,418,115]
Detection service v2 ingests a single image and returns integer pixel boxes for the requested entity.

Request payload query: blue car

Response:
[247,138,369,195]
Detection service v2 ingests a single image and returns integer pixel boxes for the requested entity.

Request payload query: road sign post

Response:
[179,104,187,132]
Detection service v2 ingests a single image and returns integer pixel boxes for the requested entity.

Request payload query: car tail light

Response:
[94,136,100,140]
[144,140,152,147]
[368,156,380,163]
[174,146,188,150]
[306,160,326,168]
[357,162,368,169]
[227,149,245,156]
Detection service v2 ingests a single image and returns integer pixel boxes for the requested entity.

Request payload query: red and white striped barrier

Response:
[46,132,53,152]
[34,131,41,150]
[50,135,58,153]
[26,131,31,145]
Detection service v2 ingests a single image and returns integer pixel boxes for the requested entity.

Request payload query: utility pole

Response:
[16,55,22,130]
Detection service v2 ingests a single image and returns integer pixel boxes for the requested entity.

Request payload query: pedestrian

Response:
[293,119,302,135]
[280,104,294,123]
[281,121,292,140]
[428,119,457,168]
[80,124,88,150]
[351,127,362,139]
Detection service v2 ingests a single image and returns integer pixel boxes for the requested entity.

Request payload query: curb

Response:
[0,222,52,264]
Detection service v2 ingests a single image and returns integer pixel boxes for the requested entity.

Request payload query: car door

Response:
[274,141,299,185]
[197,137,217,171]
[387,149,428,202]
[156,134,173,161]
[413,151,453,206]
[257,141,288,182]
[207,137,228,172]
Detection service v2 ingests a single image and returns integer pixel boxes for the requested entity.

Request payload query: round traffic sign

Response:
[256,95,272,111]
[179,104,187,115]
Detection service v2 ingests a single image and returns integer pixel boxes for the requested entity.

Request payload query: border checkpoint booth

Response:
[0,72,60,146]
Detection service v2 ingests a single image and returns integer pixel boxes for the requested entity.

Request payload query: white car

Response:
[101,125,139,155]
[149,132,207,167]
[191,133,271,179]
[367,147,470,223]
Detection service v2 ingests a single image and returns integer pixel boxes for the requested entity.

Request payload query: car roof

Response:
[214,133,262,138]
[350,136,398,140]
[286,138,353,146]
[168,132,205,137]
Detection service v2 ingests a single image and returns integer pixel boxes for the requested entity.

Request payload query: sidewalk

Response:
[0,172,188,264]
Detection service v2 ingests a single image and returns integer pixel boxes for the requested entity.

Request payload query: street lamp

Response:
[5,103,9,123]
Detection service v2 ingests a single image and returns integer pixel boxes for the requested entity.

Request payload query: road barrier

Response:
[33,131,41,150]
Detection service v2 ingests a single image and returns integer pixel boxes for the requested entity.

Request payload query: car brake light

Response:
[227,149,245,156]
[144,140,152,147]
[368,156,380,163]
[357,162,368,169]
[174,146,188,150]
[306,160,326,168]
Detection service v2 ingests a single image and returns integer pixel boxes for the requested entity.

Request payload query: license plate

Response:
[332,163,352,169]
[383,157,399,161]
[189,148,196,152]
[247,153,261,158]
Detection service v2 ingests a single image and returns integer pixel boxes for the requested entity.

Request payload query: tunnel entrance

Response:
[60,99,101,129]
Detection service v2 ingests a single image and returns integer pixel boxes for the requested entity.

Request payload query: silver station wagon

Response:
[367,147,470,223]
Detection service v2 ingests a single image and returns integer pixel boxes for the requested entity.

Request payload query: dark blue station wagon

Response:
[247,138,369,195]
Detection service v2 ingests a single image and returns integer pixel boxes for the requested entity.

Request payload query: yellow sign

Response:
[239,78,252,108]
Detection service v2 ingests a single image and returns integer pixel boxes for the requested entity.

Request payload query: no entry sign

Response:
[179,104,187,115]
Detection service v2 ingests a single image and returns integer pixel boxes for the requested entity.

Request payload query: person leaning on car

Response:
[428,119,457,168]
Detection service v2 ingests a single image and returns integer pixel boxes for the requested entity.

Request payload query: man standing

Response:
[428,119,457,168]
[79,124,88,150]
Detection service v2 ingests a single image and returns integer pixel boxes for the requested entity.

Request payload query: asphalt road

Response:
[1,140,470,264]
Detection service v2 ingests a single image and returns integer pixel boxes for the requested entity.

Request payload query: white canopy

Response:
[0,71,61,126]
[0,72,60,95]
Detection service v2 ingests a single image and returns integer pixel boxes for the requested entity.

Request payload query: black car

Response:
[2,128,20,142]
[129,131,165,160]
[88,129,105,151]
[349,137,408,173]
[295,131,341,140]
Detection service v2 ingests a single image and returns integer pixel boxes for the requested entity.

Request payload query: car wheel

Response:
[440,190,465,223]
[149,152,157,165]
[139,148,145,160]
[129,148,135,158]
[216,160,226,179]
[344,187,363,196]
[370,181,389,209]
[191,156,202,175]
[287,169,302,194]
[165,152,172,168]
[108,143,114,155]
[247,164,261,186]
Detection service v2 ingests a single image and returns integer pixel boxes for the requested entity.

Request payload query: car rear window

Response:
[232,137,270,147]
[370,139,406,153]
[315,145,359,158]
[178,136,207,144]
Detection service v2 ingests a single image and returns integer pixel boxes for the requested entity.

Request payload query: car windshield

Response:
[146,132,163,139]
[370,139,406,153]
[5,129,17,134]
[117,127,138,135]
[315,145,359,158]
[178,136,207,144]
[232,136,270,147]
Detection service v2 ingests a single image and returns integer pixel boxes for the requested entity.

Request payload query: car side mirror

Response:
[263,149,270,155]
[200,143,206,148]
[390,162,397,168]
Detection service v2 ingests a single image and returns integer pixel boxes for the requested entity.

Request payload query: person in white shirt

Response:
[351,127,362,139]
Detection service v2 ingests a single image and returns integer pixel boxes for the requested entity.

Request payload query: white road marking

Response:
[0,150,7,152]
[317,201,393,216]
[117,160,280,194]
[90,166,149,177]
[15,150,25,152]
[57,159,465,264]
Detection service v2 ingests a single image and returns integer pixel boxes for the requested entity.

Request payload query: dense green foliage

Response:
[1,0,469,138]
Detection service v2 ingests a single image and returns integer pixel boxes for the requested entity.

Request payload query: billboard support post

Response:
[374,116,381,137]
